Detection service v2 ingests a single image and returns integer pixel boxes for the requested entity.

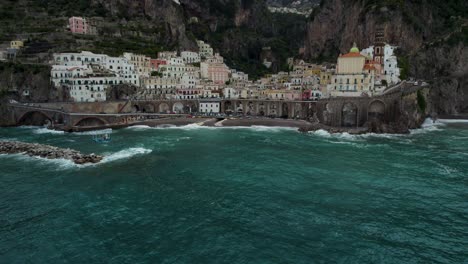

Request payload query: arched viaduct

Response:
[7,84,426,130]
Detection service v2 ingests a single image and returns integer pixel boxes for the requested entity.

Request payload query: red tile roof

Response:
[340,52,365,58]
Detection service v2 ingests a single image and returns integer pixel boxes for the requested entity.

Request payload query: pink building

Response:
[150,59,167,71]
[69,17,88,34]
[206,64,229,85]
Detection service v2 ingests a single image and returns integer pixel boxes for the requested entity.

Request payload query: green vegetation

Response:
[417,90,427,113]
[397,55,410,80]
[151,71,163,77]
[446,26,468,46]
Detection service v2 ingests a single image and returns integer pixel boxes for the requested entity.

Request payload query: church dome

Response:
[350,42,359,53]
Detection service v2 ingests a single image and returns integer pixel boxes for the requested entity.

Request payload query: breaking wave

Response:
[102,148,152,163]
[33,128,65,135]
[18,126,65,135]
[126,123,297,132]
[72,129,113,135]
[410,118,446,134]
[437,119,468,124]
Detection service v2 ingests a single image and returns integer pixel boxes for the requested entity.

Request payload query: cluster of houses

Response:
[0,40,24,61]
[48,25,401,114]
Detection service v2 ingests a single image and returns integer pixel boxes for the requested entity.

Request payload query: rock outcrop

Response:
[305,0,468,116]
[0,141,103,164]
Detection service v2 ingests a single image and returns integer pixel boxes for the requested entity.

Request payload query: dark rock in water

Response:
[0,141,103,164]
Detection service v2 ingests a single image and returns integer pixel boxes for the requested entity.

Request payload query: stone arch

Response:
[173,102,184,114]
[142,103,155,113]
[368,100,386,121]
[268,103,277,117]
[281,103,289,118]
[18,111,52,126]
[53,112,65,124]
[159,103,170,113]
[295,103,302,118]
[132,104,140,113]
[236,101,243,113]
[321,102,334,126]
[341,102,358,127]
[246,101,254,115]
[224,101,233,114]
[258,103,265,116]
[74,117,107,127]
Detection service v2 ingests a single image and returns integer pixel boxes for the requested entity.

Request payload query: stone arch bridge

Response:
[7,84,426,130]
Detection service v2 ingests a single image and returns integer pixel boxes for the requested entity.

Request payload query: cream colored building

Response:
[329,43,375,97]
[123,53,151,77]
[10,40,24,49]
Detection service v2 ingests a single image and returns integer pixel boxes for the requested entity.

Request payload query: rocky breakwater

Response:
[0,141,103,165]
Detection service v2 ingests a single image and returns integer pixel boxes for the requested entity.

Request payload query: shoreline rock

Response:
[0,141,103,164]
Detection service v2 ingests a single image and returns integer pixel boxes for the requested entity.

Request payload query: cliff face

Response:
[305,0,468,115]
[0,62,63,126]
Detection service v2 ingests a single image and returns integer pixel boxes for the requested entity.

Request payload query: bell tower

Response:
[373,26,385,66]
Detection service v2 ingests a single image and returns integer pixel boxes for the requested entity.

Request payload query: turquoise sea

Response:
[0,121,467,263]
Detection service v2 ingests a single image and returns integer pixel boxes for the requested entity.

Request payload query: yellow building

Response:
[10,40,24,49]
[329,43,375,97]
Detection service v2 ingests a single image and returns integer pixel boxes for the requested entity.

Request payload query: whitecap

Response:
[102,147,152,163]
[245,126,297,132]
[437,119,468,124]
[310,129,332,138]
[0,153,77,169]
[33,128,65,135]
[72,129,113,135]
[127,125,152,130]
[410,118,445,134]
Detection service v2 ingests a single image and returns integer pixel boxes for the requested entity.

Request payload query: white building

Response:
[361,44,401,85]
[383,44,400,84]
[51,65,119,102]
[223,87,239,99]
[197,40,214,58]
[53,51,139,86]
[53,51,107,67]
[180,72,199,89]
[199,99,221,114]
[181,51,200,64]
[158,51,177,60]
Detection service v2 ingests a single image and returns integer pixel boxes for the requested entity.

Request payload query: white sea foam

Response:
[102,147,152,163]
[437,119,468,124]
[33,128,65,135]
[310,129,405,140]
[410,118,445,134]
[72,129,113,135]
[126,123,297,132]
[0,153,77,169]
[127,125,152,130]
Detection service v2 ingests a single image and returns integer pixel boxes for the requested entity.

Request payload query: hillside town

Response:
[2,17,402,115]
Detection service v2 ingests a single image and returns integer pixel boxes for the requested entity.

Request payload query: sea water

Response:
[0,121,467,263]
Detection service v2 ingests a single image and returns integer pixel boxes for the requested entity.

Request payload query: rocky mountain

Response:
[305,0,468,115]
[1,0,467,115]
[0,0,307,79]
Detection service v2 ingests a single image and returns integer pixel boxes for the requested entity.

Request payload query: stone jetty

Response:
[0,141,103,164]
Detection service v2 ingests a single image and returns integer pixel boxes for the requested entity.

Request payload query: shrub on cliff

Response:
[417,90,427,113]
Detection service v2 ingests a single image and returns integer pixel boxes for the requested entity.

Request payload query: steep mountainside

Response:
[305,0,468,114]
[0,0,307,79]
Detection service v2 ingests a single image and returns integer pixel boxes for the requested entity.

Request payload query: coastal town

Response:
[1,15,431,136]
[2,16,403,117]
